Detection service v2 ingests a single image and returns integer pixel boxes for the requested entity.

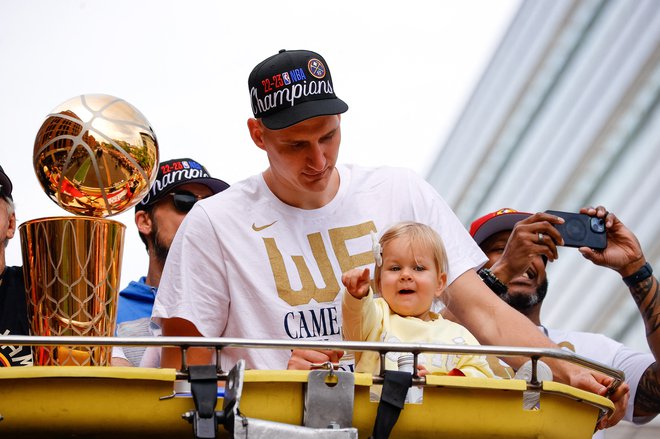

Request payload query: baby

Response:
[341,221,493,377]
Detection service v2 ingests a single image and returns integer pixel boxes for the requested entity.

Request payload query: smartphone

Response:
[545,210,607,250]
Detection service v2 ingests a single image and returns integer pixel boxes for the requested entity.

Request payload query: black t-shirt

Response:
[0,266,33,366]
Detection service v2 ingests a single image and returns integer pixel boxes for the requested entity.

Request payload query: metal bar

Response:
[0,335,624,385]
[531,356,539,386]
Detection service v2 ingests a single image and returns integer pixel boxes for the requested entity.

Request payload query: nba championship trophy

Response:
[19,94,158,365]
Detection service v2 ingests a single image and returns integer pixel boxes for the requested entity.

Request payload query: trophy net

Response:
[20,217,125,365]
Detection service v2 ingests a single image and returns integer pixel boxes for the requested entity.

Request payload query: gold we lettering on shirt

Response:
[264,221,376,306]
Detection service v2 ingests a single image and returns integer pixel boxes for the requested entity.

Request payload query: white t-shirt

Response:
[546,327,656,432]
[152,164,486,370]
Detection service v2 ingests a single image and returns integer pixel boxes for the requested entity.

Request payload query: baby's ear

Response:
[435,272,448,298]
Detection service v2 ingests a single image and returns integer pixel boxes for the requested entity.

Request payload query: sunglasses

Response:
[167,192,206,213]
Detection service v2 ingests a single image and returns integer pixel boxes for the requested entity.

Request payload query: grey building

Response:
[427,0,658,436]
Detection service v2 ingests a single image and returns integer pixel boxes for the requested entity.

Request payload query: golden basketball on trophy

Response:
[20,94,159,366]
[33,94,158,217]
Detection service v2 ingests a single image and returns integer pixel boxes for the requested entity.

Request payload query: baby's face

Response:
[378,237,445,321]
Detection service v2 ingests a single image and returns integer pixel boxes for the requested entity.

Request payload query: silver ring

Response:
[538,232,544,244]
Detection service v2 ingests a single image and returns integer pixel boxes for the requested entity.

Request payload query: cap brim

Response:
[261,98,348,130]
[195,177,230,195]
[137,177,229,210]
[0,170,12,200]
[472,213,531,245]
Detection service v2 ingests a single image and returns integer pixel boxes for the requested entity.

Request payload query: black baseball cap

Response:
[248,49,348,130]
[0,164,13,201]
[136,158,229,211]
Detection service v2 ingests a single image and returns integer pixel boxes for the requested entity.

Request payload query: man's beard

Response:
[497,279,548,314]
[149,222,170,265]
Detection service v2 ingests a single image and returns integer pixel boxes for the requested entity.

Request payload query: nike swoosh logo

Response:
[252,220,278,232]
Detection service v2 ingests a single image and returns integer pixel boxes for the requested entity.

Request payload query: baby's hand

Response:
[341,267,371,299]
[417,364,429,377]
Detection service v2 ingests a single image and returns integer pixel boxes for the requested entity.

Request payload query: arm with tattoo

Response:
[629,275,660,417]
[578,206,659,418]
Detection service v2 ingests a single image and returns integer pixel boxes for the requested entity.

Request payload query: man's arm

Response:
[579,206,659,418]
[445,269,628,428]
[629,275,660,417]
[446,269,580,372]
[110,346,132,367]
[160,317,213,369]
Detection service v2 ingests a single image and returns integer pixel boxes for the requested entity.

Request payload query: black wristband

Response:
[622,262,653,287]
[478,268,508,295]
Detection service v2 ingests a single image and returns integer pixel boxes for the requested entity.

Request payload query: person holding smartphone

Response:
[469,206,659,435]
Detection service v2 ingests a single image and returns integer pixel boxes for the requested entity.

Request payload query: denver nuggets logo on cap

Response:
[307,58,326,79]
[248,49,348,129]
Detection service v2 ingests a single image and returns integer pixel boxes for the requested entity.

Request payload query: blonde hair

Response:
[373,221,448,293]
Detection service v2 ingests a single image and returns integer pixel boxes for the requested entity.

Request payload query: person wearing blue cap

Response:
[0,164,33,367]
[111,158,229,367]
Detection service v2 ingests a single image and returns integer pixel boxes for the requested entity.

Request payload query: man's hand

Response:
[595,374,630,430]
[287,349,344,370]
[416,364,430,377]
[342,267,371,299]
[600,380,630,429]
[490,212,564,283]
[565,366,630,429]
[578,206,645,276]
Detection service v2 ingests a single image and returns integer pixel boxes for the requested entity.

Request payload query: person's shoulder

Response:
[432,313,476,333]
[0,267,25,299]
[372,296,390,312]
[341,164,421,187]
[211,174,260,199]
[2,266,23,284]
[119,278,154,300]
[4,265,22,276]
[546,327,611,341]
[343,163,418,176]
[198,173,264,213]
[546,327,623,351]
[435,315,474,332]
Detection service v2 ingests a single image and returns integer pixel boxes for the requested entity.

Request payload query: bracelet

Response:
[478,268,508,295]
[622,262,653,287]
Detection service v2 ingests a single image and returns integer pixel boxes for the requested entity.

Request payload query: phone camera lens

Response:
[590,217,605,233]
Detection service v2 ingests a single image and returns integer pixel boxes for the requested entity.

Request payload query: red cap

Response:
[469,208,532,245]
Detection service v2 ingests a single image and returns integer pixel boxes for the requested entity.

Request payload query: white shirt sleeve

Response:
[111,346,127,361]
[612,345,656,424]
